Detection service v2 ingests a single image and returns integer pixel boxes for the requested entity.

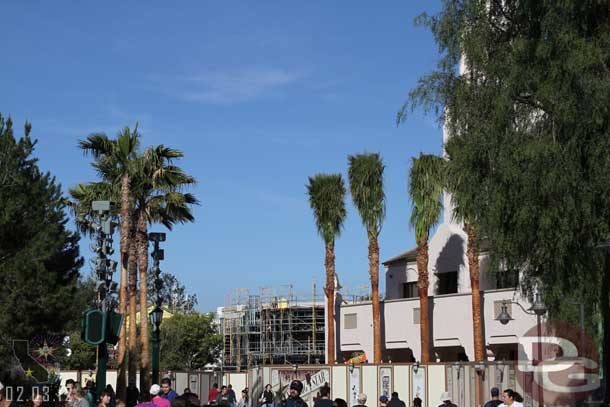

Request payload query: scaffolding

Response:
[221,283,326,371]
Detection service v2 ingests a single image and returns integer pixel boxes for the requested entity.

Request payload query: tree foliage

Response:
[147,272,198,314]
[408,153,445,244]
[159,312,221,370]
[403,0,610,316]
[0,115,83,380]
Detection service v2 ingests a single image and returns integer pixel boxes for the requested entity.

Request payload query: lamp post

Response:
[149,232,166,385]
[496,292,547,406]
[150,306,163,384]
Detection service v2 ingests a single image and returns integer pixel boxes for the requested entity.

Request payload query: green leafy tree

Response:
[0,115,83,382]
[348,153,385,363]
[159,312,222,370]
[408,153,444,363]
[307,173,347,364]
[401,0,610,393]
[146,272,198,314]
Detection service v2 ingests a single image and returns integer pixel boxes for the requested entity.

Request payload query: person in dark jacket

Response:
[281,381,307,407]
[259,385,273,407]
[216,387,233,407]
[484,388,501,407]
[386,393,405,407]
[353,393,367,407]
[313,386,331,407]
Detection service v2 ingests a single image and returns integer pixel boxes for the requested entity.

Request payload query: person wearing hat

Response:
[484,388,501,407]
[378,396,388,407]
[438,392,457,407]
[282,380,307,407]
[150,385,170,407]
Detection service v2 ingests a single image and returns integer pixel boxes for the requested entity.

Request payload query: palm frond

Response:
[307,174,347,244]
[408,153,445,243]
[347,153,386,235]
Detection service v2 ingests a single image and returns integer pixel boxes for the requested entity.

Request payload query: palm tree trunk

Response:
[137,211,151,392]
[116,173,130,400]
[369,233,382,363]
[417,238,431,363]
[324,240,336,365]
[128,224,138,386]
[466,222,485,361]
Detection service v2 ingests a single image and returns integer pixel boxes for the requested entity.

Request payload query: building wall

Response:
[338,288,538,362]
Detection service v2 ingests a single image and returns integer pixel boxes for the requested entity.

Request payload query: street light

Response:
[149,232,166,385]
[496,291,547,406]
[150,306,164,384]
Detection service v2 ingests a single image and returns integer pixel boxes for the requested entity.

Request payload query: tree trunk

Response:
[466,222,485,361]
[128,224,138,386]
[116,172,131,400]
[137,211,151,392]
[324,240,336,365]
[417,238,431,363]
[369,233,382,363]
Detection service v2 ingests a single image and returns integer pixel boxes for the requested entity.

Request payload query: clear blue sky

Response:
[2,1,444,312]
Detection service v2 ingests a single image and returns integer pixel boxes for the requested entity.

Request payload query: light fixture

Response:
[348,363,355,374]
[149,306,164,331]
[529,292,548,316]
[413,361,420,374]
[496,301,513,325]
[293,364,298,373]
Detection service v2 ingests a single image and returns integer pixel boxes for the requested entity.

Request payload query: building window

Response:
[437,271,458,294]
[344,313,357,329]
[402,282,418,298]
[413,308,420,324]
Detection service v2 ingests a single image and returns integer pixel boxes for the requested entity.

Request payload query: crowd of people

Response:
[0,377,525,407]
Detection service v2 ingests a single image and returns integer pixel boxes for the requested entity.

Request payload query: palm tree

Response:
[307,174,347,365]
[447,170,485,361]
[348,153,385,363]
[79,126,140,399]
[131,145,198,390]
[408,153,445,363]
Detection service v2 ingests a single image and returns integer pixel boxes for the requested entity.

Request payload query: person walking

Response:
[160,379,178,403]
[499,389,523,407]
[353,393,367,407]
[209,384,220,405]
[438,392,457,407]
[259,385,273,407]
[216,387,233,407]
[150,386,170,407]
[484,388,502,407]
[281,381,307,407]
[237,390,250,407]
[313,386,332,407]
[387,393,405,407]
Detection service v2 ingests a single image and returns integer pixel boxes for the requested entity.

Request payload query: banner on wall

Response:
[349,367,360,407]
[380,367,392,398]
[412,367,426,407]
[271,368,330,406]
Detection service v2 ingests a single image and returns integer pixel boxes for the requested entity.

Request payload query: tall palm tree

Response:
[79,126,140,399]
[408,153,445,363]
[348,153,386,363]
[447,170,485,361]
[307,174,347,365]
[131,145,198,391]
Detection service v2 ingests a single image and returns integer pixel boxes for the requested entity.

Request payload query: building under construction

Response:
[220,285,326,371]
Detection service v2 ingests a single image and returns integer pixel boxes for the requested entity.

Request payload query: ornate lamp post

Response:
[149,232,166,385]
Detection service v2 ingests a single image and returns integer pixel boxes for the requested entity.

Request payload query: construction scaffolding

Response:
[221,284,326,371]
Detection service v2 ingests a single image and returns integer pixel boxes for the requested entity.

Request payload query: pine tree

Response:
[0,115,83,382]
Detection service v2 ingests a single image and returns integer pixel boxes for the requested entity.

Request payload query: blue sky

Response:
[2,1,444,312]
